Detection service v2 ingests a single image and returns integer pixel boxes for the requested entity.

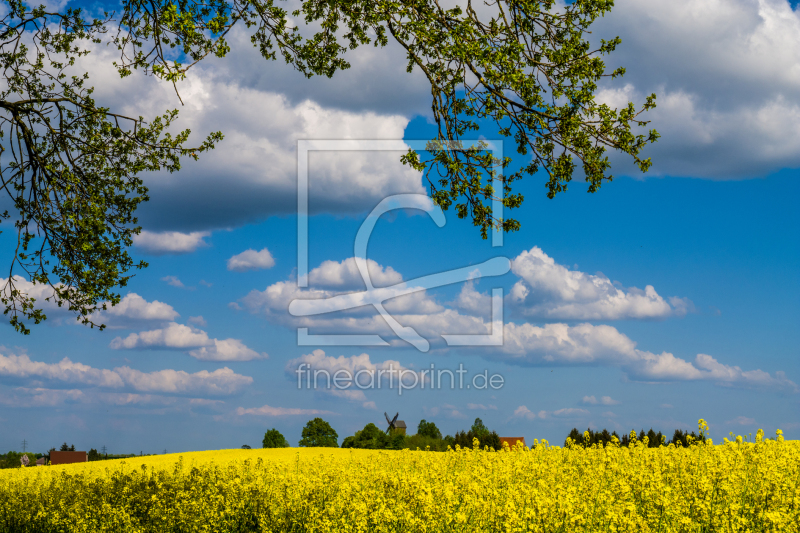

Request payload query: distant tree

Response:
[417,419,442,440]
[88,448,100,461]
[241,445,252,449]
[470,418,490,440]
[342,423,391,449]
[59,443,69,452]
[262,429,289,448]
[453,429,502,450]
[566,428,582,447]
[299,418,338,448]
[483,431,501,450]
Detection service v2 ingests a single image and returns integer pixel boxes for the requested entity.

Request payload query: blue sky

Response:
[1,0,799,454]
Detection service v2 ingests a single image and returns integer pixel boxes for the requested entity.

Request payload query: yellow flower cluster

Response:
[1,425,797,532]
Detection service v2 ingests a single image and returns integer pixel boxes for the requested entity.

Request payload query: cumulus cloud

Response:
[235,404,337,416]
[0,276,70,319]
[303,258,403,289]
[69,29,427,232]
[727,416,756,426]
[227,248,276,272]
[237,253,795,393]
[110,322,266,361]
[467,403,498,410]
[238,257,442,322]
[504,247,690,320]
[161,276,186,288]
[113,367,251,395]
[133,231,210,254]
[188,315,207,327]
[0,387,228,410]
[1,280,178,328]
[188,339,268,362]
[110,322,210,350]
[592,0,800,177]
[101,293,179,322]
[582,395,621,405]
[512,405,538,421]
[0,352,252,396]
[0,352,124,388]
[495,321,798,391]
[285,349,421,389]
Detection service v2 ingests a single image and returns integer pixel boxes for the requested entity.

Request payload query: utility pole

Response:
[101,445,107,457]
[21,439,27,453]
[163,449,167,455]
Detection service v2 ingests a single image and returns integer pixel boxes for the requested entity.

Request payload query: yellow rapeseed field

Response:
[1,423,797,532]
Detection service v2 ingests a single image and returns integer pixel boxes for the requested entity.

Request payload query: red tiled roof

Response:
[499,437,526,448]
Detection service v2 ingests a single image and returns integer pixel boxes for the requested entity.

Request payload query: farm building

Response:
[35,457,47,466]
[393,420,407,435]
[499,437,526,448]
[50,451,88,465]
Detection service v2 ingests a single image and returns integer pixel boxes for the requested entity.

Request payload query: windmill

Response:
[384,412,407,435]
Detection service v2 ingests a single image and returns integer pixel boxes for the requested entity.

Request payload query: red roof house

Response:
[499,437,526,448]
[50,451,88,465]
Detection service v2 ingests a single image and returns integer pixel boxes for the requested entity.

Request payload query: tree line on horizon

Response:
[259,417,506,452]
[564,427,707,448]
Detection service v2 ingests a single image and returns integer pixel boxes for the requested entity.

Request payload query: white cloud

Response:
[161,276,186,288]
[0,387,86,407]
[512,405,538,420]
[467,403,498,410]
[0,387,229,410]
[0,352,124,388]
[238,253,796,393]
[239,258,442,322]
[110,322,210,350]
[727,416,756,426]
[584,395,621,405]
[0,276,69,319]
[495,321,798,391]
[188,339,267,362]
[285,349,421,387]
[102,293,179,321]
[71,30,427,232]
[506,247,689,320]
[113,366,251,395]
[188,315,207,327]
[110,322,265,361]
[593,0,800,177]
[235,404,337,416]
[133,231,210,254]
[304,258,403,289]
[1,280,178,327]
[0,352,252,396]
[227,248,276,272]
